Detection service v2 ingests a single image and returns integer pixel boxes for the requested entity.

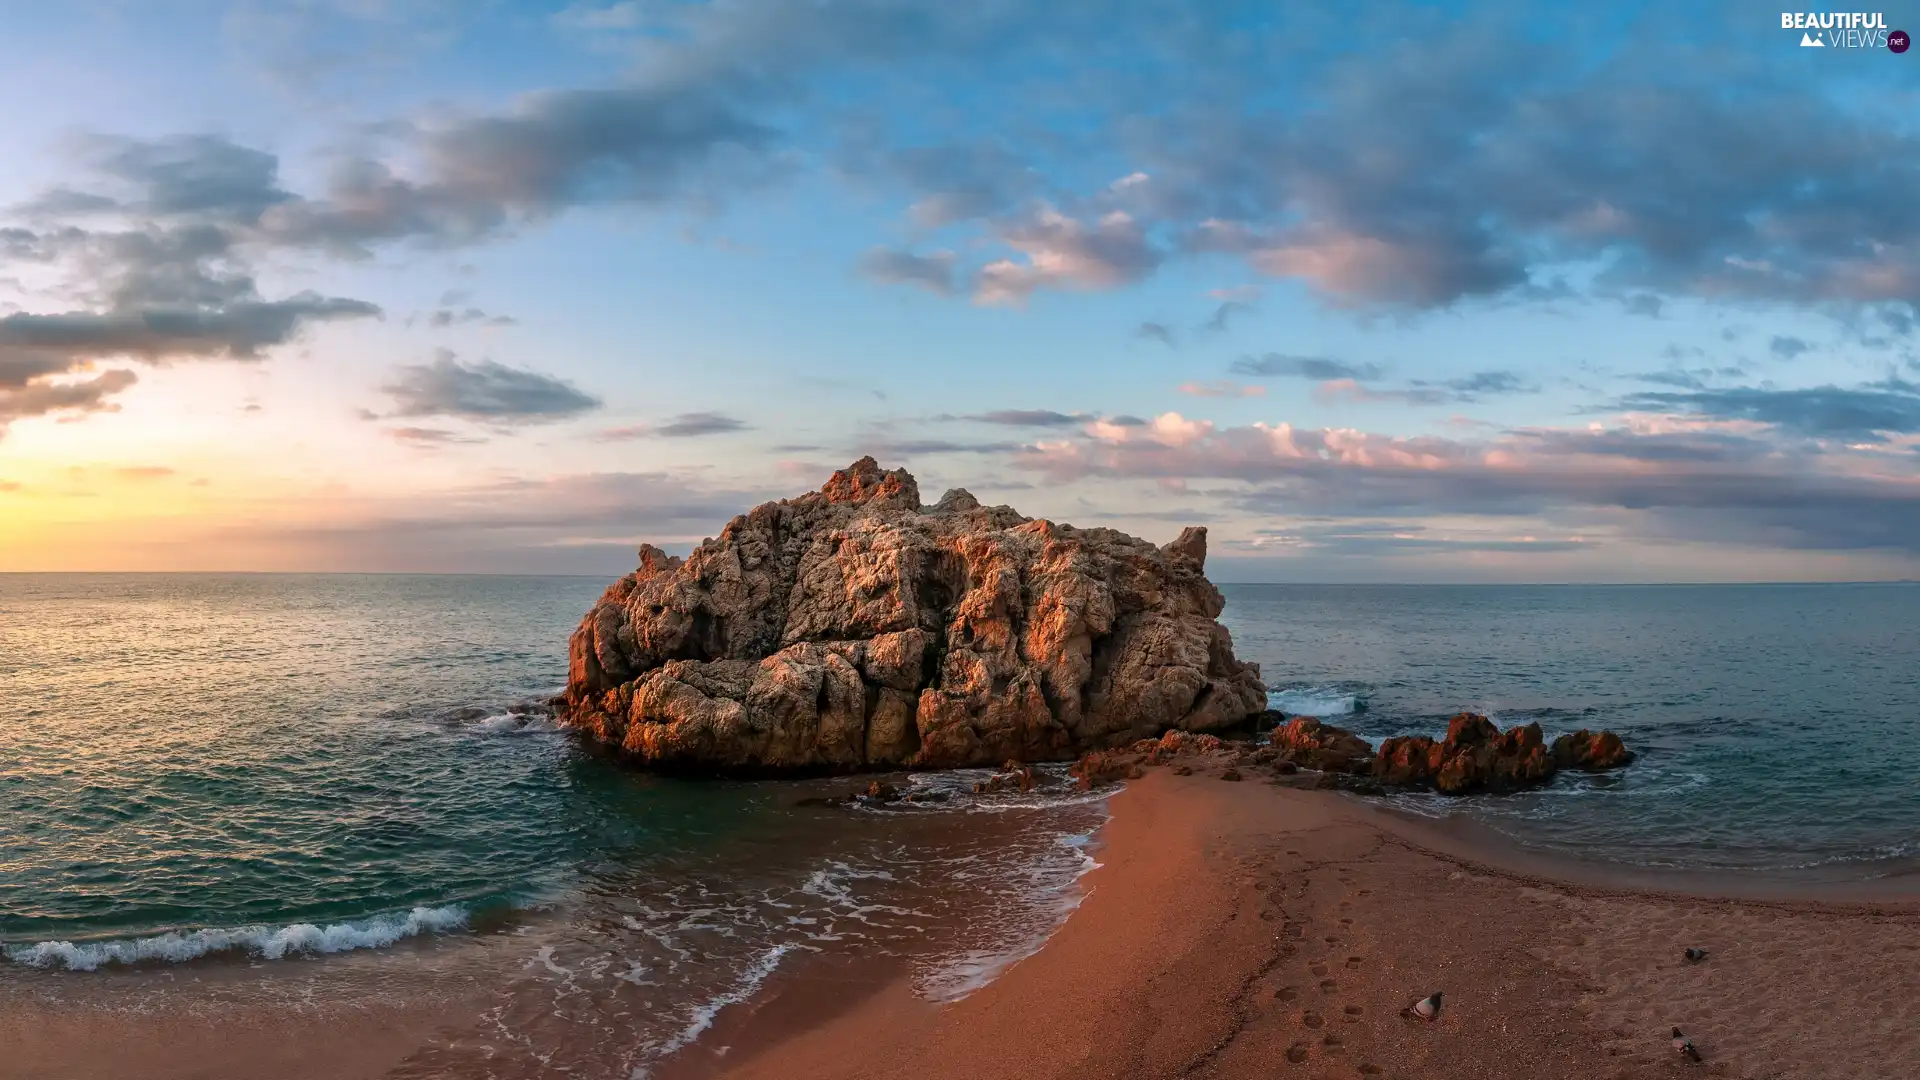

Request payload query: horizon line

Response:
[1,571,1916,588]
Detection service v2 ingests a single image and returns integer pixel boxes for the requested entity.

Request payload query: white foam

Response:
[631,942,795,1079]
[4,904,470,972]
[1269,687,1360,716]
[471,712,557,735]
[914,828,1104,1003]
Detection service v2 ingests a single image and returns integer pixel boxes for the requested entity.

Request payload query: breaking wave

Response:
[1268,686,1362,716]
[5,905,472,972]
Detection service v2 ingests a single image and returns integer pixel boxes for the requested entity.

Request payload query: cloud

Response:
[1622,293,1664,317]
[1770,335,1812,359]
[1417,369,1531,398]
[1135,321,1177,348]
[598,411,751,439]
[964,409,1084,427]
[388,426,486,446]
[381,352,601,423]
[974,207,1161,305]
[113,465,175,480]
[1618,381,1920,440]
[858,249,957,295]
[1178,381,1266,399]
[254,87,777,253]
[1231,353,1529,406]
[1200,300,1252,334]
[19,5,1920,318]
[1230,353,1383,381]
[552,2,644,32]
[1011,411,1920,553]
[1246,522,1592,557]
[885,142,1044,228]
[12,135,290,226]
[0,140,385,437]
[1313,378,1454,406]
[0,296,380,362]
[427,307,516,328]
[184,468,782,573]
[1209,286,1261,304]
[0,369,139,433]
[856,437,1023,456]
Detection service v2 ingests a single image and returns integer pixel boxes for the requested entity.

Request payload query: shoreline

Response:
[5,764,1917,1080]
[1349,794,1920,906]
[698,765,1920,1080]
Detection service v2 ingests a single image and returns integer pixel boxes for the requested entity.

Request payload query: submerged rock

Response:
[1254,711,1633,795]
[1269,716,1376,774]
[559,458,1267,773]
[1550,728,1636,771]
[1364,712,1628,794]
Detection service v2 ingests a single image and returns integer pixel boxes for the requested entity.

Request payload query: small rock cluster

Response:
[1063,711,1634,795]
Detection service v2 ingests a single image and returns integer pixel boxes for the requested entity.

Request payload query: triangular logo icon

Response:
[1801,31,1824,46]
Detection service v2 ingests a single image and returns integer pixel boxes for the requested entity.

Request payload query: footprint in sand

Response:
[1358,1065,1383,1076]
[1325,935,1342,944]
[1345,956,1364,968]
[1321,1032,1343,1048]
[1320,979,1339,993]
[1311,963,1329,976]
[1285,1042,1311,1064]
[1343,1005,1364,1016]
[1275,986,1300,1001]
[1339,917,1353,925]
[1357,889,1372,897]
[1300,1011,1326,1029]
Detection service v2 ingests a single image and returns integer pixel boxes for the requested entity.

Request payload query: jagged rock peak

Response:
[820,455,919,509]
[1161,526,1207,569]
[932,487,981,513]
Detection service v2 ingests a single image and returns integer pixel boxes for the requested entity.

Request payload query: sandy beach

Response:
[6,761,1918,1080]
[700,766,1920,1080]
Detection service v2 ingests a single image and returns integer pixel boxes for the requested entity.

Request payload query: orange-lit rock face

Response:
[562,457,1267,773]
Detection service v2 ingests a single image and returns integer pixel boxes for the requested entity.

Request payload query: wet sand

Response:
[0,938,506,1080]
[706,768,1920,1080]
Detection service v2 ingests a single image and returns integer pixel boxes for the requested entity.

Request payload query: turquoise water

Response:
[0,573,779,951]
[1224,582,1920,874]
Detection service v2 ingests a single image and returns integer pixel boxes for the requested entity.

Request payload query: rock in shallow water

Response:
[558,457,1268,773]
[1363,713,1631,794]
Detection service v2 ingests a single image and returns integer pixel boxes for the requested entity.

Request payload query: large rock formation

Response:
[559,458,1269,773]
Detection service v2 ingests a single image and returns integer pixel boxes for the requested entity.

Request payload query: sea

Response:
[3,575,1917,1076]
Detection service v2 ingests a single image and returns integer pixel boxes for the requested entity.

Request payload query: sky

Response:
[2,0,1919,581]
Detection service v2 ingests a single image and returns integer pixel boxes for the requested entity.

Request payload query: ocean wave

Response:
[632,943,798,1079]
[471,712,558,735]
[1268,686,1362,716]
[4,904,470,972]
[914,830,1102,1002]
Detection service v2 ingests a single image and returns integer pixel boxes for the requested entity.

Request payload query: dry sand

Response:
[705,768,1920,1080]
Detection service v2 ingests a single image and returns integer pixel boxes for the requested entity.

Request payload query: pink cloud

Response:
[1178,381,1266,399]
